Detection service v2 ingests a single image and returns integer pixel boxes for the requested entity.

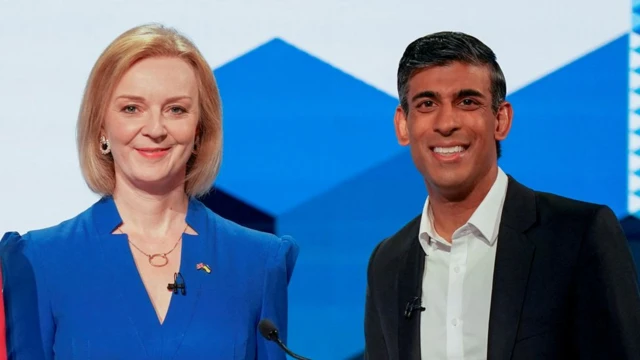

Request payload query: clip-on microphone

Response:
[404,296,425,319]
[167,272,186,295]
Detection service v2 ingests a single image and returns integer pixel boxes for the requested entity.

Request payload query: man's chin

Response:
[425,174,474,200]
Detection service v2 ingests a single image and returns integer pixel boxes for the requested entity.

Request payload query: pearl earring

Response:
[100,136,111,155]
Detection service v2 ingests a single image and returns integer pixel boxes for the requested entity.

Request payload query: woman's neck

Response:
[112,181,189,242]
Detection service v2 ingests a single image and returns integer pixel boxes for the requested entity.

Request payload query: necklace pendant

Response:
[148,253,169,267]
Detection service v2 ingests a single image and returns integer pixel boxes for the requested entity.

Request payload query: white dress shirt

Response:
[419,168,509,360]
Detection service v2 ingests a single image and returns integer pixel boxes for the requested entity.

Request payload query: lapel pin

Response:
[196,262,211,273]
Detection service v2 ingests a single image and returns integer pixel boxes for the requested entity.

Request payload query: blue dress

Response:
[0,196,299,360]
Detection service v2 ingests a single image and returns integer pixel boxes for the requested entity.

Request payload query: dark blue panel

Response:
[620,216,640,282]
[500,34,628,217]
[199,187,275,234]
[212,38,402,216]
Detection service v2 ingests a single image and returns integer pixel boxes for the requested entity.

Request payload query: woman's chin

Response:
[124,174,185,195]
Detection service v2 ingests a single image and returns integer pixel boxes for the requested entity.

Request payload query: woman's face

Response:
[102,56,200,193]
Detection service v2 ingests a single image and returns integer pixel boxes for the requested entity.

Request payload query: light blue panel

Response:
[633,13,640,33]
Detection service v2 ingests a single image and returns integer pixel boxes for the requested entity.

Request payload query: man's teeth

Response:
[433,146,465,154]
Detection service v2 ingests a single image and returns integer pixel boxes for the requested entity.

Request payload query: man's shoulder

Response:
[527,186,607,223]
[533,189,602,213]
[508,177,613,228]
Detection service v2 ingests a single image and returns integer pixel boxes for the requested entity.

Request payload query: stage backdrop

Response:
[0,0,635,358]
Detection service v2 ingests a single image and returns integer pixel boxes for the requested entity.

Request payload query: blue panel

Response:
[634,14,640,34]
[207,33,629,359]
[280,150,426,358]
[278,34,630,359]
[212,38,402,215]
[500,34,628,218]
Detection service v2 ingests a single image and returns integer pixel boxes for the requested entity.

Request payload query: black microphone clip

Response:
[167,272,186,295]
[404,296,425,319]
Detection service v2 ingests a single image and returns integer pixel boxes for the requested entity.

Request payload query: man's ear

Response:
[494,101,513,141]
[394,105,410,146]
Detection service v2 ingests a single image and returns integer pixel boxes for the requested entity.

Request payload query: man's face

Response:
[394,62,512,197]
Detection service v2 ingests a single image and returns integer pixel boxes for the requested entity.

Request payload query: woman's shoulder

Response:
[214,213,299,282]
[190,198,294,250]
[1,203,96,256]
[212,210,298,254]
[196,201,299,271]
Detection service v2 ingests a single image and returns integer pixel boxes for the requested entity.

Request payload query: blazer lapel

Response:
[487,177,537,360]
[92,197,155,359]
[162,199,211,359]
[397,236,425,360]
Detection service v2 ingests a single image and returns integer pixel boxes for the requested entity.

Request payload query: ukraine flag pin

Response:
[196,263,211,273]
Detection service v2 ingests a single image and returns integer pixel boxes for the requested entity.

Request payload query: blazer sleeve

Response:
[0,256,6,360]
[256,235,299,360]
[572,206,640,359]
[364,240,388,360]
[0,232,55,360]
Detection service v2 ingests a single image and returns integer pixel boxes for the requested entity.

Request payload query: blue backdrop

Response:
[197,33,639,359]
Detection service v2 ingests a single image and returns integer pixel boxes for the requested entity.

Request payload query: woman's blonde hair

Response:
[77,23,222,198]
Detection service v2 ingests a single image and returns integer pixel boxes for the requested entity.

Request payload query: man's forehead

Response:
[407,63,492,94]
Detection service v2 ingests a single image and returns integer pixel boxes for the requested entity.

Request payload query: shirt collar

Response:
[419,167,509,246]
[467,168,508,244]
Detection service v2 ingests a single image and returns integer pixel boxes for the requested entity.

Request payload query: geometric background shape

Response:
[279,150,426,358]
[199,187,275,234]
[201,32,637,359]
[206,32,639,359]
[212,38,402,216]
[629,6,640,216]
[500,34,628,219]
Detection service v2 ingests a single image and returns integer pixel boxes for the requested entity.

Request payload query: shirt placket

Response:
[446,228,469,359]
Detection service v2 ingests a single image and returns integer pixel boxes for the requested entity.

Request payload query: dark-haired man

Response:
[364,31,640,359]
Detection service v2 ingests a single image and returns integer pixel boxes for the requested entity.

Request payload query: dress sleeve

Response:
[256,235,299,360]
[0,232,55,360]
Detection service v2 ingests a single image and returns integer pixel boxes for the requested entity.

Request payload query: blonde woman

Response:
[0,24,298,360]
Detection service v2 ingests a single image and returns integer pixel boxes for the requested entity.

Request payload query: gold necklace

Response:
[118,225,188,267]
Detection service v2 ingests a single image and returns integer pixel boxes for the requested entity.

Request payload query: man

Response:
[364,31,640,359]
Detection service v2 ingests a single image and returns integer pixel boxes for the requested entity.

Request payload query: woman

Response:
[0,265,6,360]
[0,23,298,359]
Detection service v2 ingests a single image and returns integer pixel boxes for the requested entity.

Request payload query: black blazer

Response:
[364,176,640,359]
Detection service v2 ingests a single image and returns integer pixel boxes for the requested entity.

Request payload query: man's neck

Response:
[427,167,498,242]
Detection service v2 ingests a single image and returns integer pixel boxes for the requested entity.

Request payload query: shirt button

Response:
[454,266,460,273]
[451,318,458,326]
